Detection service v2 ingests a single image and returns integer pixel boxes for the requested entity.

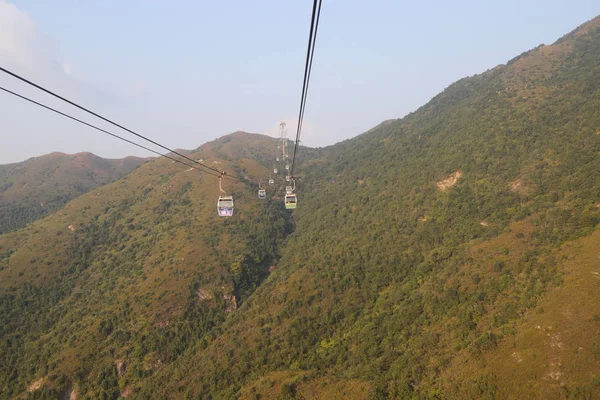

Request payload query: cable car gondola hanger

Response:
[217,173,234,217]
[285,177,297,209]
[258,179,266,199]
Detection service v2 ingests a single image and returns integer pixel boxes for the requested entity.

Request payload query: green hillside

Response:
[0,134,297,399]
[1,15,600,400]
[135,15,600,399]
[0,152,149,234]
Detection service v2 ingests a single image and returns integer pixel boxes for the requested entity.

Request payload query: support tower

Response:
[279,121,288,162]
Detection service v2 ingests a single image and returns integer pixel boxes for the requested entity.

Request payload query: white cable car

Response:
[258,189,266,199]
[284,193,297,209]
[284,179,296,209]
[217,196,234,216]
[268,179,274,186]
[285,164,290,170]
[274,168,278,174]
[285,175,290,182]
[217,175,233,216]
[276,157,280,162]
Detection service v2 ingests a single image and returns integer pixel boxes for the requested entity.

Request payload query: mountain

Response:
[0,134,296,399]
[1,15,600,400]
[0,152,150,234]
[137,15,600,399]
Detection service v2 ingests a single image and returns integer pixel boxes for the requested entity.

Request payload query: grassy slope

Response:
[0,152,149,234]
[443,228,600,399]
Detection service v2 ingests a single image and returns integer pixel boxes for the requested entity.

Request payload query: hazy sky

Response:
[1,0,599,163]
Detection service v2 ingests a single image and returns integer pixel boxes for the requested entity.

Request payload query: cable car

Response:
[285,175,290,182]
[217,196,234,217]
[285,164,290,170]
[269,179,274,186]
[258,180,266,199]
[276,157,280,162]
[217,174,233,216]
[274,168,278,174]
[284,193,297,209]
[285,185,293,194]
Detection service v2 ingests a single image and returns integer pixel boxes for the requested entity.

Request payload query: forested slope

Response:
[0,135,295,399]
[0,152,149,234]
[1,14,600,400]
[135,16,600,399]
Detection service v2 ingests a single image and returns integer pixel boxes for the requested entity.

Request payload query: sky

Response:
[0,0,599,164]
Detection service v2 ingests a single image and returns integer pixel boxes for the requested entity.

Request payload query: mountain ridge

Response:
[0,151,151,234]
[1,14,600,399]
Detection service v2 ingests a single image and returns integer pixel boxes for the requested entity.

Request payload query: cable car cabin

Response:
[217,196,234,217]
[285,164,290,170]
[268,179,274,186]
[284,193,297,209]
[285,185,293,194]
[258,189,266,199]
[274,168,278,174]
[285,175,290,182]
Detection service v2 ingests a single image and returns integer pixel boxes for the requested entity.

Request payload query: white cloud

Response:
[0,2,34,66]
[0,1,62,80]
[0,1,117,105]
[0,1,117,163]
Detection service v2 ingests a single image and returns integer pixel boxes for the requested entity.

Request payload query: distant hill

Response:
[194,131,321,169]
[1,15,600,400]
[0,152,150,234]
